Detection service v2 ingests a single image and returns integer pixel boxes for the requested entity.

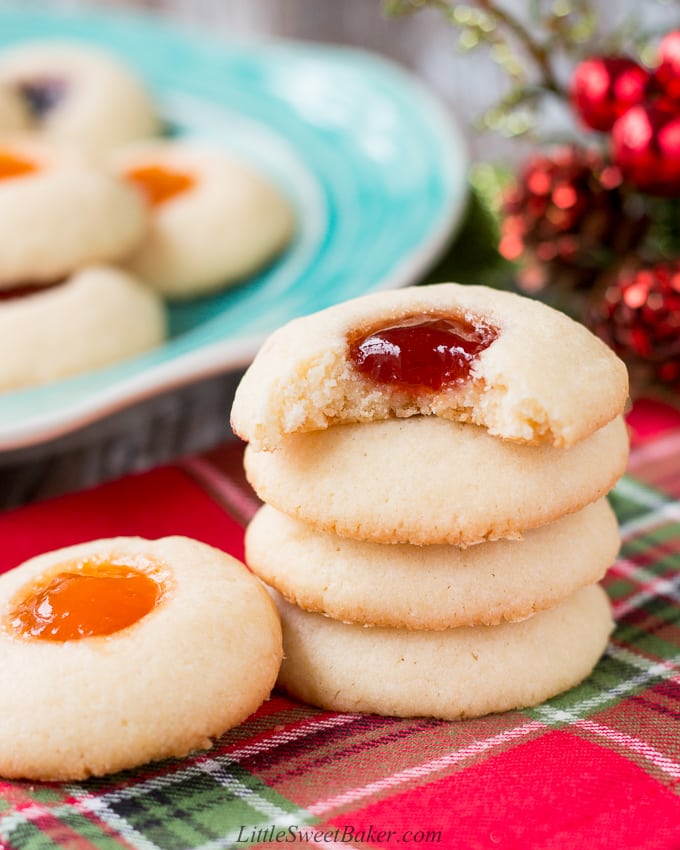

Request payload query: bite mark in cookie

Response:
[348,312,498,390]
[231,283,629,450]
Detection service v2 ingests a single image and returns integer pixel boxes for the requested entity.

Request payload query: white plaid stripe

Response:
[614,476,680,540]
[610,559,680,618]
[574,719,680,780]
[307,721,545,817]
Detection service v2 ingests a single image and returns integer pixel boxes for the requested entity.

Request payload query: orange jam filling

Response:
[126,164,195,206]
[0,151,37,181]
[8,562,164,641]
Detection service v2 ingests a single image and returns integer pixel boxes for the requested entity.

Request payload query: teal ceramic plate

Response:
[0,6,468,450]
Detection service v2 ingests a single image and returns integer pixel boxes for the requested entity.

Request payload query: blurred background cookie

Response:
[0,266,166,391]
[0,40,159,152]
[0,84,29,133]
[0,138,148,288]
[116,140,295,298]
[0,535,282,780]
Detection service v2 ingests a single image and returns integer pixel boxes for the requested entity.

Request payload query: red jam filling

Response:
[126,164,195,207]
[0,278,66,301]
[348,314,498,391]
[8,562,163,642]
[0,151,37,181]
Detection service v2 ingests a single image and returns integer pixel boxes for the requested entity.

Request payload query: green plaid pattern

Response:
[2,431,680,850]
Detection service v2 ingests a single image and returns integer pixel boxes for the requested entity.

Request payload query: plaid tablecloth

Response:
[1,403,680,850]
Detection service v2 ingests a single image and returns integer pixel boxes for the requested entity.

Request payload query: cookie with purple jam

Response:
[0,40,158,152]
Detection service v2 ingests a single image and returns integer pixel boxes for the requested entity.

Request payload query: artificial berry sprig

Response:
[571,33,680,196]
[570,57,649,132]
[386,0,597,136]
[387,0,680,395]
[587,261,680,389]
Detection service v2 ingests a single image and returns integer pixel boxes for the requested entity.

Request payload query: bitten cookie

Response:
[231,283,628,449]
[272,584,613,719]
[0,266,165,391]
[116,140,295,298]
[246,498,620,629]
[0,536,282,781]
[0,139,148,287]
[244,415,629,545]
[0,40,158,151]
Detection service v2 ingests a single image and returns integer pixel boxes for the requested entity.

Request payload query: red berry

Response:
[655,31,680,102]
[571,57,649,132]
[612,105,680,195]
[589,262,680,389]
[498,146,630,294]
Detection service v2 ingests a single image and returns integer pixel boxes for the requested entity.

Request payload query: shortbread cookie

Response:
[0,536,282,781]
[0,40,158,151]
[0,266,165,391]
[0,139,147,287]
[116,140,295,298]
[246,498,620,629]
[231,283,628,450]
[0,85,29,132]
[244,415,629,546]
[272,584,613,719]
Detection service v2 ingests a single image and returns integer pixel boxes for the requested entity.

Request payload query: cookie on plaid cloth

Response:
[244,415,629,546]
[0,536,282,781]
[115,140,295,299]
[271,583,613,719]
[0,40,159,152]
[0,138,148,288]
[245,498,620,629]
[231,283,629,451]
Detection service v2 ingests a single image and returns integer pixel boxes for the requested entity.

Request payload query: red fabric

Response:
[328,731,680,850]
[0,465,246,575]
[626,396,680,446]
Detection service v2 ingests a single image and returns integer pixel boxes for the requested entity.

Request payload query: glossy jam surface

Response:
[349,314,498,390]
[8,562,163,642]
[0,151,37,181]
[126,164,195,206]
[18,77,67,118]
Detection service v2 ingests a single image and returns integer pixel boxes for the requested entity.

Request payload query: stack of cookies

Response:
[231,283,630,720]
